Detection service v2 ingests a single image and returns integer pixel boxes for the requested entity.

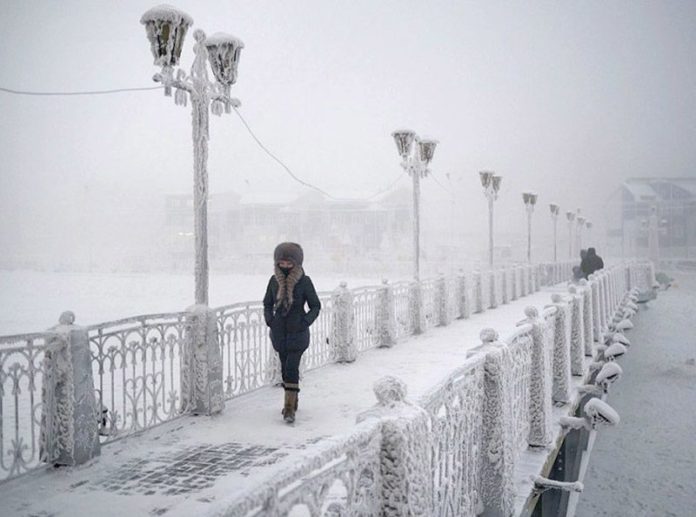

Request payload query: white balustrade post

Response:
[477,329,515,517]
[489,270,498,309]
[376,280,397,348]
[567,286,586,376]
[457,270,470,319]
[589,275,602,344]
[356,376,433,516]
[40,311,101,467]
[331,282,358,362]
[579,279,594,356]
[547,294,571,405]
[409,280,425,334]
[182,305,225,415]
[501,268,509,304]
[520,265,528,297]
[474,271,484,314]
[437,274,450,326]
[520,308,553,448]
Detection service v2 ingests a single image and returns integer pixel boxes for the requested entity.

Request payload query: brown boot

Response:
[283,383,299,423]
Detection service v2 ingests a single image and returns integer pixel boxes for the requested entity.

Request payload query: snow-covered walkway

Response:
[1,284,566,517]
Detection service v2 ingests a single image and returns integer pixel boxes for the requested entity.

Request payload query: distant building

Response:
[164,188,412,270]
[615,177,696,259]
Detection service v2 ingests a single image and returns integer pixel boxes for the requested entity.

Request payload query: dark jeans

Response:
[271,330,309,385]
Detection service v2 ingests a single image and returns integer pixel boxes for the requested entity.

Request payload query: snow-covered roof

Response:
[622,181,658,201]
[140,5,193,26]
[205,32,244,48]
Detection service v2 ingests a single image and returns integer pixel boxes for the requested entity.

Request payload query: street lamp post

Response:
[549,203,560,262]
[141,5,243,306]
[391,130,438,281]
[566,210,576,259]
[586,220,593,246]
[523,192,538,263]
[480,171,502,268]
[577,213,586,255]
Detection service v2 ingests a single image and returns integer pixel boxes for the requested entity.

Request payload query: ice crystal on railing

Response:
[474,272,483,314]
[548,295,571,405]
[39,335,73,465]
[332,283,357,362]
[376,281,397,348]
[358,376,433,516]
[520,307,552,448]
[480,346,515,516]
[567,287,586,376]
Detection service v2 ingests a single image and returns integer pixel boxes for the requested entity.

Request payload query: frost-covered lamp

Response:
[566,211,575,222]
[523,192,532,205]
[205,32,244,108]
[418,139,438,165]
[392,130,416,160]
[492,175,502,193]
[141,5,193,95]
[479,170,494,189]
[523,192,537,262]
[549,203,560,262]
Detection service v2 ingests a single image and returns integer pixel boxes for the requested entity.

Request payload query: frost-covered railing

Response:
[212,260,652,516]
[505,325,534,455]
[87,312,187,444]
[216,302,275,398]
[353,286,380,352]
[421,278,439,329]
[3,261,650,487]
[303,292,334,369]
[420,355,486,516]
[0,333,51,482]
[219,419,383,517]
[392,280,414,339]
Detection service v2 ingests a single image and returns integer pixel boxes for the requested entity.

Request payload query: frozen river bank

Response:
[576,272,696,516]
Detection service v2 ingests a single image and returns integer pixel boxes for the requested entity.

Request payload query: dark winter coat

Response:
[581,248,604,278]
[263,273,321,351]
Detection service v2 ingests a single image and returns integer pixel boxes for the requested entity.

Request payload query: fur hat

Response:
[273,242,304,266]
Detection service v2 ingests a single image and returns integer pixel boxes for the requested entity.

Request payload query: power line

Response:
[0,85,163,96]
[231,106,406,202]
[428,170,453,195]
[0,83,408,202]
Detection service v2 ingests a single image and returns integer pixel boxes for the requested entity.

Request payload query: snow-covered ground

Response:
[0,270,383,335]
[576,272,696,517]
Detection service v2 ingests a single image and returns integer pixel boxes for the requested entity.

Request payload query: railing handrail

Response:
[84,311,187,332]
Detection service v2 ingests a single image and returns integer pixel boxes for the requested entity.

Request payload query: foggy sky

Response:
[1,0,695,267]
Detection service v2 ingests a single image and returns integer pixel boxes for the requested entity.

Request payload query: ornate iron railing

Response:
[303,292,334,370]
[505,325,533,455]
[353,286,381,352]
[87,313,187,444]
[392,281,414,339]
[445,276,460,322]
[0,332,52,482]
[421,278,438,329]
[216,302,275,398]
[420,355,486,516]
[222,419,383,517]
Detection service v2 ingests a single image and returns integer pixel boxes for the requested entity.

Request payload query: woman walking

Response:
[263,242,321,423]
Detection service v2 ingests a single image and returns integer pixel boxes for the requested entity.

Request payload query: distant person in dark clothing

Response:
[263,242,321,424]
[581,247,604,278]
